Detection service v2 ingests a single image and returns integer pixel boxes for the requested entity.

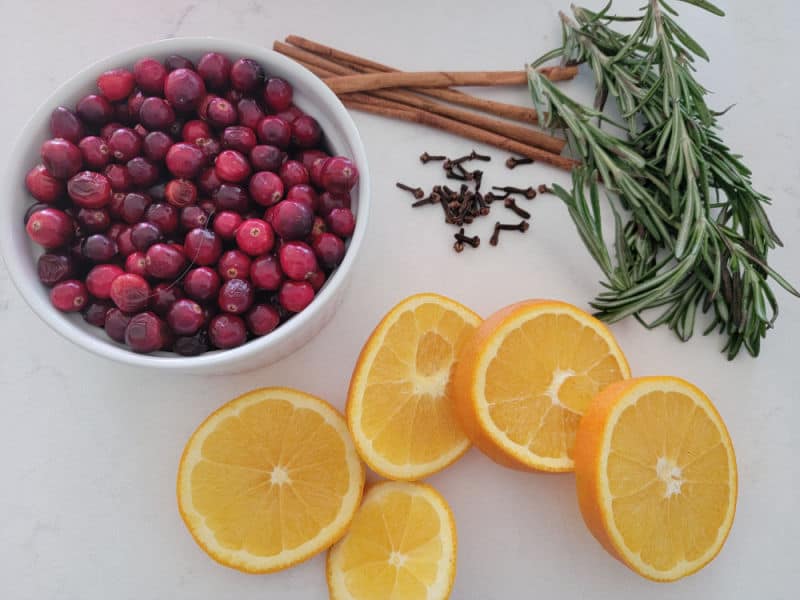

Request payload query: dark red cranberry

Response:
[230,58,264,92]
[126,157,160,187]
[125,311,167,353]
[285,184,319,212]
[145,243,185,279]
[76,207,110,233]
[272,200,314,241]
[250,254,283,291]
[327,207,356,238]
[164,55,194,71]
[164,68,206,111]
[41,138,82,179]
[144,203,179,234]
[37,253,75,286]
[130,222,163,251]
[197,167,223,195]
[25,207,73,248]
[308,269,326,292]
[256,116,291,148]
[99,121,124,140]
[107,128,142,162]
[321,157,359,193]
[279,241,318,281]
[215,150,251,183]
[225,89,243,104]
[173,330,210,355]
[104,164,132,192]
[291,115,321,148]
[107,222,127,241]
[245,304,280,336]
[76,94,113,125]
[178,205,206,230]
[218,250,251,281]
[165,143,205,178]
[298,149,329,172]
[212,210,242,240]
[249,171,284,207]
[278,280,314,313]
[125,252,148,277]
[82,234,117,262]
[221,126,257,153]
[133,57,167,94]
[197,94,215,120]
[208,313,248,349]
[150,283,185,316]
[264,78,293,112]
[184,228,222,265]
[310,156,329,188]
[139,97,176,130]
[164,178,198,208]
[182,119,212,143]
[116,226,135,256]
[25,165,65,203]
[197,52,232,90]
[83,299,112,327]
[167,299,205,335]
[218,278,254,314]
[126,89,146,117]
[85,263,124,298]
[117,192,152,224]
[195,137,221,161]
[237,97,265,129]
[213,183,249,213]
[50,280,88,312]
[278,160,310,189]
[67,171,111,208]
[275,105,304,125]
[207,97,238,128]
[313,233,346,270]
[250,145,285,172]
[183,267,220,302]
[319,191,351,217]
[105,308,132,343]
[78,136,111,170]
[235,218,274,256]
[97,68,135,101]
[112,273,151,313]
[49,106,84,143]
[142,131,173,162]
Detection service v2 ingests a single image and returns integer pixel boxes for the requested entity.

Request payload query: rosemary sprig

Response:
[528,0,798,359]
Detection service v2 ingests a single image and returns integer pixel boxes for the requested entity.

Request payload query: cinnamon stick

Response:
[326,70,529,94]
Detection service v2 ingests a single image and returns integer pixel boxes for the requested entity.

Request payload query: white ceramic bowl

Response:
[0,37,369,375]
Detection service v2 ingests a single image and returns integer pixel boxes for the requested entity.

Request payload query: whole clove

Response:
[506,156,534,169]
[396,182,425,199]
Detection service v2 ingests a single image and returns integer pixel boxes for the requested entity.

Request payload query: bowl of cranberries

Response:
[2,38,369,373]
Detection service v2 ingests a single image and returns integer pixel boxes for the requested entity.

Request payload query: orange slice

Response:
[451,299,630,471]
[177,387,365,573]
[327,481,456,600]
[347,293,481,480]
[575,376,737,581]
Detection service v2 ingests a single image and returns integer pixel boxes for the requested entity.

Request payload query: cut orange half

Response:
[575,376,737,581]
[347,293,482,480]
[451,299,630,472]
[177,387,365,573]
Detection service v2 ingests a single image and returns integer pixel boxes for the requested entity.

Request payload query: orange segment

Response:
[326,481,457,600]
[347,293,481,480]
[177,387,365,573]
[452,299,630,472]
[575,376,737,581]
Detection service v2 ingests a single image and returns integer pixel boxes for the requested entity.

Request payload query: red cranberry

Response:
[206,97,237,127]
[285,184,319,212]
[218,249,251,281]
[173,330,210,355]
[150,282,185,316]
[130,222,163,251]
[78,136,111,169]
[264,78,293,112]
[50,280,89,312]
[166,143,205,178]
[100,121,124,140]
[125,252,148,277]
[183,267,221,302]
[164,55,194,71]
[41,138,83,179]
[82,234,117,262]
[298,149,329,172]
[141,131,173,162]
[127,90,146,118]
[250,145,285,172]
[49,106,84,143]
[230,58,264,92]
[272,200,313,240]
[275,105,304,124]
[250,254,283,291]
[182,119,212,143]
[327,207,356,238]
[125,311,167,353]
[310,156,329,188]
[245,304,280,336]
[167,299,205,335]
[67,171,111,208]
[196,137,221,161]
[97,68,135,101]
[145,243,185,279]
[116,226,135,256]
[212,210,242,240]
[164,178,198,208]
[215,150,251,183]
[308,269,326,292]
[76,207,110,233]
[139,97,176,130]
[145,203,179,234]
[313,233,346,270]
[184,228,222,265]
[76,94,113,125]
[25,165,65,203]
[126,157,159,187]
[213,183,249,213]
[321,156,359,193]
[37,253,75,286]
[279,241,318,281]
[104,164,132,192]
[278,280,314,313]
[164,68,206,111]
[319,191,351,217]
[221,126,257,153]
[108,128,142,162]
[105,308,132,343]
[198,167,223,195]
[208,313,247,349]
[118,192,152,224]
[235,218,274,256]
[263,204,278,225]
[249,171,284,207]
[256,116,291,149]
[291,115,321,148]
[237,97,265,128]
[110,273,150,312]
[279,160,310,189]
[197,52,232,90]
[83,299,112,327]
[180,205,208,230]
[133,57,167,94]
[218,278,254,314]
[86,264,124,298]
[26,207,73,248]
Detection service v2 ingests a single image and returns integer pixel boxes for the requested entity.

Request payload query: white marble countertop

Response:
[1,1,798,598]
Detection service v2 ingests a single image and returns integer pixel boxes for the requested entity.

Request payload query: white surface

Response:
[0,0,798,598]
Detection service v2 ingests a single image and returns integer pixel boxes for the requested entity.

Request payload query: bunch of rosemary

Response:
[528,0,798,358]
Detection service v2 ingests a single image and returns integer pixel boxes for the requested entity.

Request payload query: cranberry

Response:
[298,149,329,172]
[143,131,174,162]
[67,171,111,208]
[308,269,326,292]
[271,200,313,240]
[256,116,291,148]
[212,211,242,240]
[218,278,254,314]
[230,58,264,92]
[291,115,321,148]
[313,233,346,270]
[104,164,132,192]
[205,97,237,128]
[221,126,257,153]
[250,254,283,291]
[285,184,319,212]
[164,55,194,71]
[82,234,117,262]
[150,282,185,316]
[117,192,151,224]
[215,150,251,183]
[76,94,113,125]
[177,205,206,230]
[78,136,111,170]
[97,68,135,101]
[321,156,359,193]
[37,253,75,286]
[166,143,205,178]
[108,128,142,162]
[213,183,249,213]
[183,267,221,302]
[25,165,65,203]
[41,138,82,179]
[218,250,251,281]
[99,122,124,140]
[50,280,89,312]
[197,52,232,90]
[237,98,265,129]
[182,119,212,143]
[26,207,73,248]
[184,228,222,265]
[130,222,163,251]
[85,264,125,299]
[173,330,210,355]
[196,137,221,161]
[249,171,284,207]
[167,299,205,335]
[250,145,285,172]
[245,304,280,336]
[126,157,160,187]
[319,191,351,217]
[275,105,304,125]
[127,90,146,118]
[279,241,318,281]
[107,222,127,241]
[145,243,185,279]
[235,218,274,256]
[76,207,110,233]
[147,183,166,203]
[143,203,178,234]
[263,204,278,225]
[309,156,329,188]
[278,280,314,313]
[165,178,198,208]
[279,160,310,188]
[105,308,132,343]
[139,97,176,130]
[198,167,223,195]
[133,57,167,94]
[125,251,148,277]
[83,299,112,327]
[125,311,167,353]
[164,68,206,112]
[327,207,356,238]
[116,226,135,256]
[208,313,247,349]
[264,78,293,112]
[49,106,84,143]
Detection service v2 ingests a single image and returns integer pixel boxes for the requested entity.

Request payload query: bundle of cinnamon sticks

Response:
[273,36,580,171]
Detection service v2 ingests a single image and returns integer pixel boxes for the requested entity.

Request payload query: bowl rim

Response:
[0,36,370,370]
